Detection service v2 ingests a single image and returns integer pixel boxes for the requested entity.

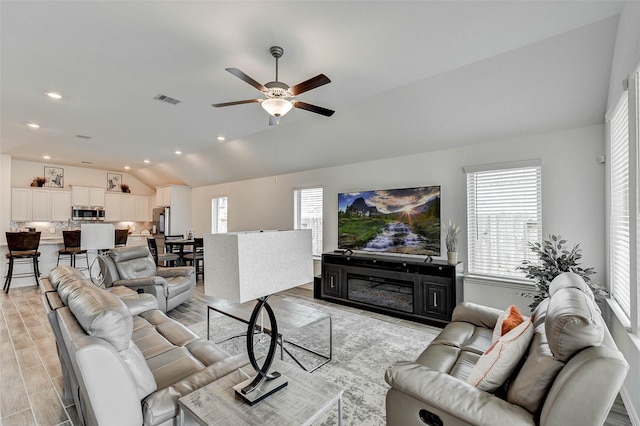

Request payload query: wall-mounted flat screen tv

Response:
[338,186,441,256]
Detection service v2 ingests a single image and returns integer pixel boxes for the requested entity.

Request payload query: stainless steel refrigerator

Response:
[152,207,170,236]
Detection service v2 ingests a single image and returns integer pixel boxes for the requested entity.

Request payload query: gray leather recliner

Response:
[385,272,629,426]
[100,245,195,312]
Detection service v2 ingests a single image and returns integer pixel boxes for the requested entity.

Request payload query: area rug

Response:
[188,298,440,425]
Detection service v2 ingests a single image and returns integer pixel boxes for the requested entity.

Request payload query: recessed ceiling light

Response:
[217,136,225,141]
[43,155,51,160]
[175,150,182,155]
[124,166,131,170]
[26,123,40,128]
[144,159,150,164]
[45,92,62,99]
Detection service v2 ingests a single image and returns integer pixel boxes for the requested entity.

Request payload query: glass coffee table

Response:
[178,358,343,425]
[207,297,332,373]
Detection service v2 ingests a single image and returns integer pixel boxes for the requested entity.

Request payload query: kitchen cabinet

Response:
[105,193,151,222]
[11,188,72,222]
[51,191,72,221]
[72,186,105,207]
[31,189,51,221]
[134,195,151,221]
[156,186,171,207]
[11,188,31,221]
[120,195,135,220]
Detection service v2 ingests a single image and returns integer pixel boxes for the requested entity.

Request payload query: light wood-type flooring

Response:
[0,280,633,425]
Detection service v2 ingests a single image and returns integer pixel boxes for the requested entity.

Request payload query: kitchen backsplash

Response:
[10,220,153,238]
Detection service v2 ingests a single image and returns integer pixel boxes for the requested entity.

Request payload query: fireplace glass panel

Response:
[347,274,413,313]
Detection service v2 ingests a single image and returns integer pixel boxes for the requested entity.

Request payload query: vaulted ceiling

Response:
[0,1,623,188]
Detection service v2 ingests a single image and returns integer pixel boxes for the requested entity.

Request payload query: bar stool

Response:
[4,231,41,293]
[147,237,178,267]
[57,230,89,271]
[184,237,204,280]
[114,229,129,247]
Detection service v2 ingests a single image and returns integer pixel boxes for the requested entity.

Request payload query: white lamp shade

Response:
[81,223,115,250]
[204,229,313,303]
[261,98,293,117]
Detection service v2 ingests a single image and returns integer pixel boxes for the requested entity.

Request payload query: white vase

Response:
[447,251,458,265]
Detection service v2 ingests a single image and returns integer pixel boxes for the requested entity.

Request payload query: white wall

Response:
[192,123,606,284]
[11,159,154,195]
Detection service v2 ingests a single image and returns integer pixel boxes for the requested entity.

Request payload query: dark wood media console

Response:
[319,252,463,326]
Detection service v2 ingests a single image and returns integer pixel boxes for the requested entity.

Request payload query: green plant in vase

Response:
[517,234,606,310]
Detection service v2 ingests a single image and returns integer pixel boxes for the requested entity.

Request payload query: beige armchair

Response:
[100,245,195,312]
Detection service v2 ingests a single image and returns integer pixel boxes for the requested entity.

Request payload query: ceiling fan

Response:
[212,46,334,125]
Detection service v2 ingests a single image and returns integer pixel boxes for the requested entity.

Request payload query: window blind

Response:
[609,92,631,317]
[466,163,542,279]
[294,187,323,257]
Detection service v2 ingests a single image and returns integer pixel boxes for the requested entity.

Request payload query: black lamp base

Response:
[234,373,288,405]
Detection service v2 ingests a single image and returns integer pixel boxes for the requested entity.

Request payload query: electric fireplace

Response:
[347,273,414,313]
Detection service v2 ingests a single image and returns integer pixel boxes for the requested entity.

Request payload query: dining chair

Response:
[4,231,41,293]
[114,229,129,247]
[147,237,178,267]
[184,237,204,280]
[57,230,89,271]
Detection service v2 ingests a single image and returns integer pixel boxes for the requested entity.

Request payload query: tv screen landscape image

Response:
[338,186,441,256]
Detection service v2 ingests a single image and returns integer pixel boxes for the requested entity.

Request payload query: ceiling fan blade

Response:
[226,68,267,92]
[212,99,261,108]
[292,101,335,117]
[289,74,331,96]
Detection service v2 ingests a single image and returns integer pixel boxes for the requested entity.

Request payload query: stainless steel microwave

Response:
[72,207,105,221]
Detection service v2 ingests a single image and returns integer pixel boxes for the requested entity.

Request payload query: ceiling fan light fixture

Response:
[261,98,293,117]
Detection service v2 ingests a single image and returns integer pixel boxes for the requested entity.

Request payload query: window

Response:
[211,196,227,234]
[293,187,323,257]
[609,92,631,317]
[465,160,542,279]
[607,68,639,334]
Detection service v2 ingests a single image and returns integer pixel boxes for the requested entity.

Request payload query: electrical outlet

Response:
[49,228,56,233]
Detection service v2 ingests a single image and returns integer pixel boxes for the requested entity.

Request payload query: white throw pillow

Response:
[467,318,534,392]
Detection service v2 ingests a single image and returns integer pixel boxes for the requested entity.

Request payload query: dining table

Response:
[163,238,194,266]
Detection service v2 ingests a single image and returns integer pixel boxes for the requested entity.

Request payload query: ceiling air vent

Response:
[81,161,93,164]
[154,93,181,105]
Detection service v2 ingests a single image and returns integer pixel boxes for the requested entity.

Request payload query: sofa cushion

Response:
[492,305,525,342]
[506,331,564,414]
[110,246,157,280]
[48,266,85,289]
[545,287,603,362]
[142,353,249,426]
[467,318,533,392]
[119,340,158,400]
[164,276,195,297]
[139,310,200,346]
[66,284,133,351]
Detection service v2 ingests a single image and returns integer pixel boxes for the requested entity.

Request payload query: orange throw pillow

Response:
[501,305,525,335]
[493,305,525,342]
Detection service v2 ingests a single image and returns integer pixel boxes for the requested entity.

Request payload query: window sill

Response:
[464,274,535,289]
[606,297,634,333]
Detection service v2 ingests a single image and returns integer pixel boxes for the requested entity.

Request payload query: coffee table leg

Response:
[207,307,210,340]
[338,395,343,426]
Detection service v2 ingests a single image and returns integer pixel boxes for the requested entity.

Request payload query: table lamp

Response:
[81,223,115,285]
[204,229,313,405]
